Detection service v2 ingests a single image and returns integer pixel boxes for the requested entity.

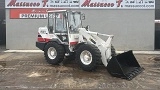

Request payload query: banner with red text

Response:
[6,0,155,9]
[10,9,57,19]
[80,0,155,9]
[6,0,80,8]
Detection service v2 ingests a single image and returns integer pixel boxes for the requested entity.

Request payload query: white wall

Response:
[6,9,155,50]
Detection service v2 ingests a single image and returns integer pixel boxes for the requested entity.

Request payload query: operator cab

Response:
[48,10,67,33]
[47,10,82,43]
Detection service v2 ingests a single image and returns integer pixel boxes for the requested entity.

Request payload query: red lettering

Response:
[94,2,97,7]
[97,2,100,7]
[26,3,29,7]
[81,0,114,7]
[100,3,103,7]
[33,3,36,7]
[7,0,16,6]
[107,3,110,7]
[37,3,40,7]
[81,0,91,7]
[29,3,33,7]
[7,0,40,7]
[104,3,107,7]
[117,0,123,7]
[111,3,114,7]
[23,2,25,6]
[90,3,94,7]
[20,2,23,6]
[42,0,48,7]
[16,2,19,6]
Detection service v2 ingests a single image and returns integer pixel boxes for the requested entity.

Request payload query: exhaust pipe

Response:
[107,50,144,80]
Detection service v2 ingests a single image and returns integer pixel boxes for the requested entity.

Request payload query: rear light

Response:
[70,42,78,45]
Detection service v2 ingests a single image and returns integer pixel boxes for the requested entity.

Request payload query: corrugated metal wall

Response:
[156,0,160,19]
[6,9,155,50]
[0,0,5,45]
[3,0,156,50]
[0,0,5,9]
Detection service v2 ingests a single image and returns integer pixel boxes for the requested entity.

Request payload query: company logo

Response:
[7,0,49,7]
[81,0,115,7]
[81,0,123,7]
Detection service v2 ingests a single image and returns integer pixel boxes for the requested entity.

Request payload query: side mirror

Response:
[81,13,85,20]
[48,26,53,32]
[85,25,90,31]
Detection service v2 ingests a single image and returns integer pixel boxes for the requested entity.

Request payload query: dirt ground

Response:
[0,52,160,90]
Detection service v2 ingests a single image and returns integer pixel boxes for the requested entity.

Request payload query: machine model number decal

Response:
[40,30,47,34]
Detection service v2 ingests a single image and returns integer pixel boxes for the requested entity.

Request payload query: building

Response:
[0,0,157,50]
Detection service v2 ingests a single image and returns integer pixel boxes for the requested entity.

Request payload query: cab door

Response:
[48,12,68,43]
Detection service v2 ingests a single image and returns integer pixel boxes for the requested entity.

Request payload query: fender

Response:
[49,38,62,45]
[74,42,85,51]
[36,38,62,51]
[50,38,70,54]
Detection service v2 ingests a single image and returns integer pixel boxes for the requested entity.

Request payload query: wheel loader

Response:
[36,10,144,80]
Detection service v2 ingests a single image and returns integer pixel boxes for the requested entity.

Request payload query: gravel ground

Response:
[0,52,160,90]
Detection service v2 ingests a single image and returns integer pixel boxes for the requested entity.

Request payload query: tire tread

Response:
[44,42,65,64]
[76,44,101,71]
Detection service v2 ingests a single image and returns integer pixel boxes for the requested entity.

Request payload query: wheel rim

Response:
[80,50,92,65]
[48,47,57,59]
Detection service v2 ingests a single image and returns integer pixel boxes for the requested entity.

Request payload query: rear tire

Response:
[44,42,65,65]
[76,44,101,71]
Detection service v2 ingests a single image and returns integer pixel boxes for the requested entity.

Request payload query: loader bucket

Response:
[107,50,144,80]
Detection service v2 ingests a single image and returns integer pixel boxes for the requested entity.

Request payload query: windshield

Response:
[69,12,81,33]
[55,13,67,33]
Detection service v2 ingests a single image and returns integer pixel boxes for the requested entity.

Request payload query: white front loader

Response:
[36,10,144,80]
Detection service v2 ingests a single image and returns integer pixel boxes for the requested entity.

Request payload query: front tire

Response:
[44,42,65,65]
[76,44,101,71]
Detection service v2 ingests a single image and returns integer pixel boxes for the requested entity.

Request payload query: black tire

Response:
[76,44,101,71]
[44,42,65,65]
